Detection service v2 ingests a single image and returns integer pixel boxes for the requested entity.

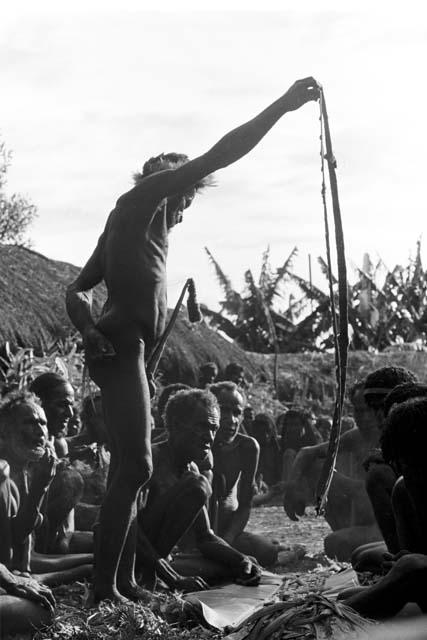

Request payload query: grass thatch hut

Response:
[0,244,259,384]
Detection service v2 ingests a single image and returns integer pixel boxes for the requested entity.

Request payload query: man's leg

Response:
[91,337,152,602]
[30,551,93,573]
[0,595,53,635]
[138,474,220,586]
[324,524,382,562]
[141,474,211,558]
[340,553,427,618]
[232,531,278,567]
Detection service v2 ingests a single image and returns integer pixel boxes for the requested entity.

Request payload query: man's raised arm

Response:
[133,77,319,200]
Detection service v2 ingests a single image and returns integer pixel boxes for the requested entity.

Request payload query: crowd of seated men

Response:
[2,359,427,633]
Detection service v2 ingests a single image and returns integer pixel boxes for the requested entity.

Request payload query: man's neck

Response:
[214,435,241,453]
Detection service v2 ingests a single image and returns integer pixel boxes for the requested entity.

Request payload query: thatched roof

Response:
[0,244,106,350]
[0,244,259,383]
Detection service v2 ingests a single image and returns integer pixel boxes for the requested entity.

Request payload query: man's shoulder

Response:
[115,176,163,210]
[236,433,259,454]
[341,428,362,447]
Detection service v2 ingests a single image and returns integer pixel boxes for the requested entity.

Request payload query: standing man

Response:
[66,77,319,602]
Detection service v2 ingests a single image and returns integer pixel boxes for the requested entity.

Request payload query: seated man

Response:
[29,373,93,555]
[224,363,246,389]
[152,383,190,444]
[241,406,255,437]
[251,413,281,489]
[210,382,279,567]
[315,416,332,442]
[198,362,218,389]
[279,408,322,482]
[0,391,92,588]
[340,396,427,619]
[135,388,261,591]
[283,367,417,561]
[352,380,427,572]
[68,394,111,532]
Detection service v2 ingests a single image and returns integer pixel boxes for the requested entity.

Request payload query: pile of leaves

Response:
[224,594,373,640]
[32,583,220,640]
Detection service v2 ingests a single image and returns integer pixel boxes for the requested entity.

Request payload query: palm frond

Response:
[266,246,298,304]
[258,245,272,293]
[204,247,243,315]
[286,272,328,303]
[317,256,337,284]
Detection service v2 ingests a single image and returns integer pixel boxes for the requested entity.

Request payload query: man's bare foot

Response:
[117,582,151,602]
[92,586,130,605]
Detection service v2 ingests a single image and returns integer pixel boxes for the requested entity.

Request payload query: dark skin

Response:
[251,417,281,488]
[0,563,55,634]
[280,413,322,485]
[212,389,259,544]
[0,401,92,585]
[340,458,427,618]
[35,383,93,556]
[283,389,380,560]
[242,407,255,437]
[41,382,75,457]
[66,77,319,602]
[136,398,261,592]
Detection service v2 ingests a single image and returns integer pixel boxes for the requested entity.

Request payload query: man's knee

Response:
[393,553,427,576]
[324,529,355,562]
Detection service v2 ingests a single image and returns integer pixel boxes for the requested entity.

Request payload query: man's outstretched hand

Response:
[174,575,210,592]
[283,483,307,521]
[234,556,262,586]
[283,77,320,112]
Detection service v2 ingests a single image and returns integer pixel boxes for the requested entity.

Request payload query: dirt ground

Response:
[247,505,332,557]
[29,507,339,640]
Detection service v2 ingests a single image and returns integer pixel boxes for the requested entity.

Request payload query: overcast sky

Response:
[2,2,427,309]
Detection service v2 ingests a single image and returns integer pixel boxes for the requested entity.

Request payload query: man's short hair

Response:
[200,362,218,376]
[133,152,215,191]
[280,407,314,428]
[381,397,427,466]
[383,382,427,417]
[363,367,417,410]
[224,363,244,377]
[164,389,219,432]
[0,390,41,436]
[252,412,276,435]
[30,372,69,403]
[209,381,241,400]
[158,384,191,424]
